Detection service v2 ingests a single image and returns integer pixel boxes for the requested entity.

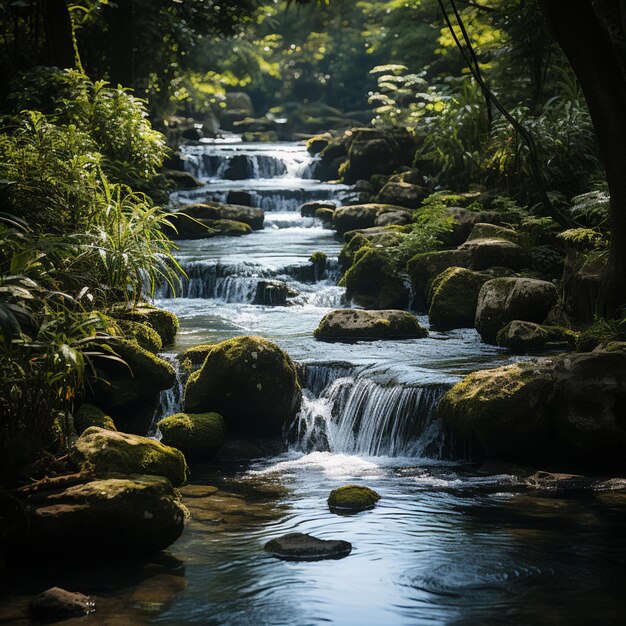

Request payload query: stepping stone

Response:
[264,533,352,561]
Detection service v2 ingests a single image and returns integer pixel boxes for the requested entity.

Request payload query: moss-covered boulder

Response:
[306,132,333,155]
[439,363,556,463]
[253,280,297,306]
[71,427,189,487]
[179,344,215,371]
[440,208,504,247]
[170,216,252,240]
[466,222,525,246]
[475,277,559,343]
[314,309,427,342]
[88,338,176,433]
[374,210,412,227]
[460,238,531,271]
[327,485,381,512]
[300,200,336,217]
[74,404,117,434]
[407,249,472,311]
[176,202,264,230]
[12,475,186,558]
[158,412,225,461]
[163,169,202,189]
[375,181,428,209]
[428,267,493,330]
[112,305,179,346]
[339,229,405,272]
[315,207,335,223]
[117,320,163,353]
[343,248,408,310]
[184,336,301,438]
[496,321,577,354]
[332,204,401,235]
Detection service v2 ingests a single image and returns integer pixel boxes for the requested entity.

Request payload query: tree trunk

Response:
[42,0,74,69]
[541,0,626,317]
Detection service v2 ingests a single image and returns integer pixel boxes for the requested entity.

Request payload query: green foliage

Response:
[577,318,626,352]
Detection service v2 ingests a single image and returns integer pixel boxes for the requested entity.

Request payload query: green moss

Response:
[327,485,381,512]
[577,318,626,352]
[310,251,327,264]
[74,404,117,434]
[71,427,189,486]
[184,336,301,437]
[111,305,179,346]
[179,344,216,371]
[158,412,225,461]
[117,320,163,353]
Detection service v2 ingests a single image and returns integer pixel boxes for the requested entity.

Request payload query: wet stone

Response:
[264,533,352,561]
[29,587,95,620]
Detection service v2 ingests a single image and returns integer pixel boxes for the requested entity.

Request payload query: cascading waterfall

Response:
[291,374,450,458]
[149,353,185,437]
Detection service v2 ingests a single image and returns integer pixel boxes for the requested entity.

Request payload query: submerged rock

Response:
[328,485,381,512]
[158,412,225,461]
[71,427,189,487]
[14,475,186,558]
[264,533,352,561]
[475,277,559,343]
[29,587,95,620]
[343,247,409,310]
[184,336,301,438]
[314,309,427,342]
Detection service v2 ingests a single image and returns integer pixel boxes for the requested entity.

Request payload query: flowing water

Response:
[3,140,626,625]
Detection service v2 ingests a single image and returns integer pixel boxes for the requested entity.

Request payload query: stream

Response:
[2,139,626,625]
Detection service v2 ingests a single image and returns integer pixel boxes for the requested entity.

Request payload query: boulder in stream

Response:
[332,204,404,235]
[158,412,225,461]
[264,533,352,561]
[328,485,381,512]
[253,280,297,306]
[184,336,301,438]
[300,200,336,217]
[314,309,427,342]
[177,202,264,230]
[71,427,189,487]
[475,277,559,343]
[111,304,179,346]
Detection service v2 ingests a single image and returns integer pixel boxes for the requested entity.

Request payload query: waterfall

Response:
[290,374,449,458]
[149,353,185,438]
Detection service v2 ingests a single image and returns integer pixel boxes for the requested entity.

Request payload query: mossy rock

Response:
[332,204,400,236]
[327,485,381,512]
[74,404,117,434]
[71,427,189,487]
[314,309,427,342]
[466,222,525,246]
[475,277,559,344]
[158,412,225,461]
[496,321,577,354]
[112,305,179,346]
[179,343,216,371]
[163,169,202,189]
[184,336,301,438]
[460,238,531,272]
[343,247,408,310]
[428,267,493,330]
[117,320,162,353]
[438,363,556,463]
[375,181,427,210]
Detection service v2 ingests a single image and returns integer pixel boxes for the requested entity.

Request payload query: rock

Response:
[74,404,117,434]
[162,169,202,189]
[459,238,531,272]
[315,207,335,223]
[177,202,264,230]
[223,154,255,180]
[306,132,333,155]
[29,587,94,620]
[226,191,253,206]
[88,338,176,433]
[179,343,215,370]
[16,475,186,558]
[339,228,405,272]
[71,427,189,487]
[314,309,427,342]
[439,362,556,463]
[441,208,504,246]
[241,131,278,142]
[170,216,251,239]
[327,485,381,512]
[332,204,402,235]
[407,249,471,311]
[428,267,493,330]
[224,92,255,116]
[300,200,336,217]
[496,321,577,353]
[116,320,162,353]
[310,251,327,280]
[264,533,352,561]
[112,305,179,346]
[343,248,409,310]
[354,179,373,193]
[316,139,348,180]
[439,351,626,472]
[374,210,412,227]
[253,280,296,306]
[466,222,525,246]
[184,336,301,438]
[375,181,428,209]
[215,438,287,462]
[158,412,225,461]
[475,277,559,343]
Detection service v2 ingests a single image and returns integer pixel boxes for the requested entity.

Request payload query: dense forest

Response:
[1,1,626,623]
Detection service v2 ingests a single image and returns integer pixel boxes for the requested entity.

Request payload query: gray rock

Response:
[30,587,95,620]
[264,533,352,561]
